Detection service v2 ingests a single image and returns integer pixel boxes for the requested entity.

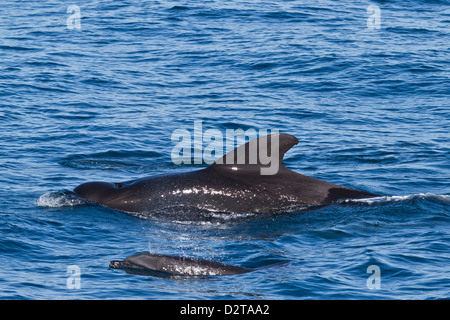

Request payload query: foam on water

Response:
[36,191,89,208]
[339,193,450,205]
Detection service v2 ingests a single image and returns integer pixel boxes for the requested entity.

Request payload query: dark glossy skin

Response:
[110,253,252,276]
[74,134,379,216]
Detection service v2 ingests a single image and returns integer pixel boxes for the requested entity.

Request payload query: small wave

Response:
[36,191,88,208]
[339,193,450,205]
[169,5,190,11]
[59,150,163,172]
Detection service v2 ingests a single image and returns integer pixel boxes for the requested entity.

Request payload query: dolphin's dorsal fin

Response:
[209,133,298,175]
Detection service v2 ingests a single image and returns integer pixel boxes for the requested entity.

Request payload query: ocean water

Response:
[1,0,449,300]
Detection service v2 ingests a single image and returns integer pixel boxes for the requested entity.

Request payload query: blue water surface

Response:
[0,0,449,299]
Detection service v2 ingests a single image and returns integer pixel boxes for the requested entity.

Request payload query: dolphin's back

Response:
[74,133,379,215]
[110,253,251,276]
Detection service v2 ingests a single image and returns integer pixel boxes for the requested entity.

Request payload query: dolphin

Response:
[109,253,287,277]
[74,133,378,217]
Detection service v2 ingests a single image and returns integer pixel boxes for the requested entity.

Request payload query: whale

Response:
[109,253,287,276]
[74,133,379,217]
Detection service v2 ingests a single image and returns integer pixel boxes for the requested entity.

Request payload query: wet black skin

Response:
[110,253,288,276]
[74,134,379,216]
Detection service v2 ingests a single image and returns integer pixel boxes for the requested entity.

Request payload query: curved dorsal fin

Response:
[209,133,298,175]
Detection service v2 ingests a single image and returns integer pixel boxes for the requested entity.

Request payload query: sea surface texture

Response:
[1,0,449,299]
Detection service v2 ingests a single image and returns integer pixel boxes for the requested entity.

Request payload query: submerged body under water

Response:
[1,0,449,299]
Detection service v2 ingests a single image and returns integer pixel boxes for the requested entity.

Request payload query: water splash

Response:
[339,193,450,205]
[36,190,88,208]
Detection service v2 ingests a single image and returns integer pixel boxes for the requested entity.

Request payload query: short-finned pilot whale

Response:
[74,133,379,216]
[110,253,287,276]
